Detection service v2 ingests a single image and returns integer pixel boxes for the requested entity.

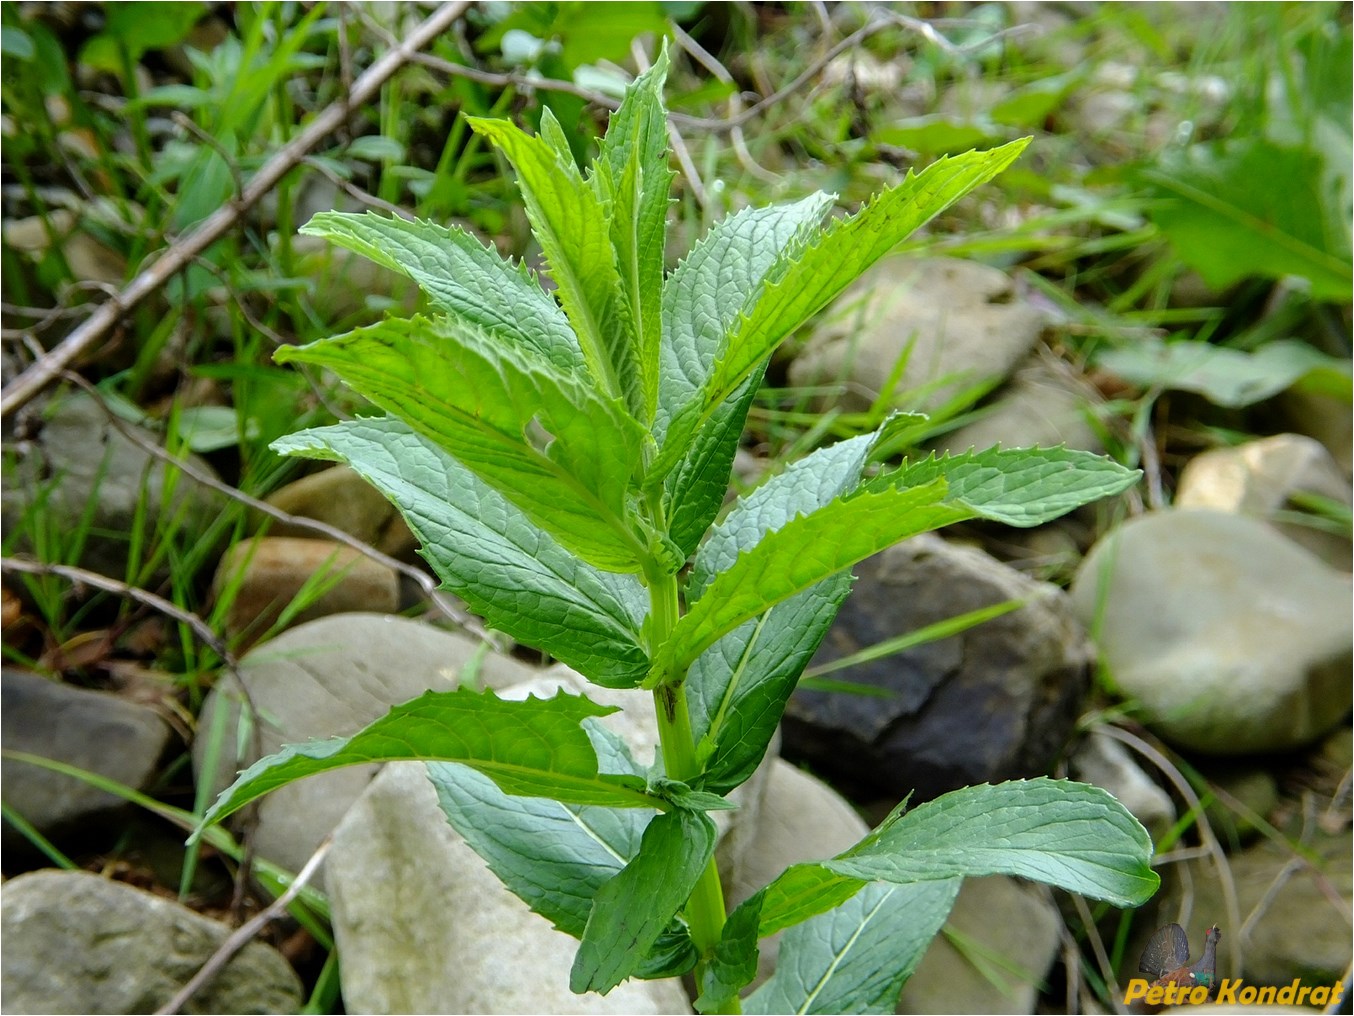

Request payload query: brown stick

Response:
[0,1,471,418]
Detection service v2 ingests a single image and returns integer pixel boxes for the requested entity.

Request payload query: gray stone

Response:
[788,258,1045,414]
[0,391,227,583]
[782,534,1093,801]
[936,356,1105,456]
[1069,510,1352,754]
[1175,434,1352,571]
[1070,729,1176,841]
[192,613,538,880]
[328,762,692,1015]
[0,869,301,1014]
[262,465,416,559]
[897,876,1061,1015]
[212,536,399,647]
[2,668,171,855]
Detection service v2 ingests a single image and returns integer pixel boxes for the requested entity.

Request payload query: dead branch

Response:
[0,1,472,418]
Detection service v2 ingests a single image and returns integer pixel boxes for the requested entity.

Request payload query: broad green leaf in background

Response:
[881,446,1142,528]
[648,139,1031,487]
[570,808,717,994]
[594,49,672,423]
[194,689,657,834]
[659,195,835,556]
[300,212,585,374]
[470,112,643,419]
[275,316,647,571]
[79,2,206,73]
[652,480,969,678]
[1096,337,1352,408]
[744,880,962,1015]
[686,428,895,793]
[1141,139,1353,302]
[823,779,1160,907]
[272,420,650,688]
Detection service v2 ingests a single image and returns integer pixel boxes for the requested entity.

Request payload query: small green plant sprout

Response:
[196,52,1158,1014]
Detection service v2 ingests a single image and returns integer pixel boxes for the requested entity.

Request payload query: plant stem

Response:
[646,566,741,1013]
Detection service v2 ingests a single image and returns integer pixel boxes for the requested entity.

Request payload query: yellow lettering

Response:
[1215,978,1240,1004]
[1296,986,1312,1006]
[1239,985,1257,1003]
[1277,980,1298,1004]
[1257,985,1277,1005]
[1312,986,1330,1006]
[1123,980,1149,1003]
[1188,985,1208,1005]
[1146,985,1165,1006]
[1333,981,1345,1006]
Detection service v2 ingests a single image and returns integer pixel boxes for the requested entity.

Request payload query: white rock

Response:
[1175,433,1351,570]
[1070,729,1176,840]
[328,762,692,1015]
[1070,509,1352,754]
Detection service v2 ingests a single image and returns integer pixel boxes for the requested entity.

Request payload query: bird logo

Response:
[1139,923,1221,996]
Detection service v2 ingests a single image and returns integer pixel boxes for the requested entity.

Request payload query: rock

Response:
[328,762,693,1015]
[726,760,871,987]
[1,668,172,856]
[1069,510,1352,754]
[192,613,538,880]
[788,258,1045,414]
[782,533,1093,801]
[0,391,227,584]
[1175,434,1351,570]
[897,876,1062,1015]
[935,356,1105,456]
[1145,829,1352,988]
[1070,729,1176,842]
[212,536,399,647]
[0,869,301,1014]
[262,465,416,560]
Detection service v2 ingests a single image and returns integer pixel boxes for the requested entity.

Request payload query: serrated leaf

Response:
[300,211,585,374]
[823,778,1160,907]
[276,316,647,571]
[654,479,969,678]
[272,420,649,687]
[659,195,836,554]
[470,111,643,419]
[686,430,887,793]
[753,863,869,938]
[745,879,961,1015]
[883,445,1141,527]
[196,689,656,836]
[570,809,717,995]
[595,48,672,423]
[650,140,1030,486]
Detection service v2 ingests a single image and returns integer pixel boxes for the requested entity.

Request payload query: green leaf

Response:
[1142,139,1353,302]
[653,479,969,678]
[651,140,1031,486]
[272,420,649,688]
[745,879,961,1015]
[883,446,1141,527]
[695,885,764,1013]
[300,211,585,374]
[196,688,657,836]
[753,863,869,938]
[1096,337,1352,409]
[275,316,647,572]
[570,809,717,994]
[823,778,1160,907]
[595,48,672,423]
[659,195,835,555]
[426,723,650,938]
[470,112,643,418]
[686,429,888,793]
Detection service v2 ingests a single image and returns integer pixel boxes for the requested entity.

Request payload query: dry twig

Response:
[0,1,472,417]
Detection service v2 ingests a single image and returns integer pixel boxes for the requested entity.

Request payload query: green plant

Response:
[196,53,1158,1013]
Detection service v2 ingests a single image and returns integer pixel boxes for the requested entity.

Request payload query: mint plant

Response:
[197,52,1158,1013]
